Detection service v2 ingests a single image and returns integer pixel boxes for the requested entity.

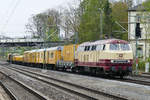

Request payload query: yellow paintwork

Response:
[62,44,78,62]
[13,55,23,62]
[39,51,44,64]
[23,51,32,63]
[45,49,61,65]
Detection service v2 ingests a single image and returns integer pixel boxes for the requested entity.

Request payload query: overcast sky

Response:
[0,0,78,38]
[0,0,145,38]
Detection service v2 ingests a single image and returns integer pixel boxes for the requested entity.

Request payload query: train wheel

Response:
[71,67,77,73]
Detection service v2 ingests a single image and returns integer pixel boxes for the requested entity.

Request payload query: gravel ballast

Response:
[0,66,89,100]
[7,64,150,100]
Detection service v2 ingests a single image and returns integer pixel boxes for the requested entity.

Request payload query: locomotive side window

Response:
[84,46,90,51]
[91,45,97,51]
[87,46,90,51]
[84,46,87,51]
[120,44,130,50]
[110,44,119,50]
[103,45,106,50]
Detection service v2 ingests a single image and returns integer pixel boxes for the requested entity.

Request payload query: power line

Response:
[0,0,15,23]
[1,0,21,34]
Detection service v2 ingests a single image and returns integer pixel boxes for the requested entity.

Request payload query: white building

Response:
[128,4,150,60]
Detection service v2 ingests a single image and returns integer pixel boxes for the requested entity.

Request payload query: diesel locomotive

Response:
[8,39,133,78]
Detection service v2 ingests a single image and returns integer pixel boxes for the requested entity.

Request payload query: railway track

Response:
[0,81,17,100]
[117,78,150,86]
[0,70,49,100]
[5,66,128,100]
[8,64,150,86]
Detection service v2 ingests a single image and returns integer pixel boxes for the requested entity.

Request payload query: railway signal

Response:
[135,23,141,38]
[135,22,141,75]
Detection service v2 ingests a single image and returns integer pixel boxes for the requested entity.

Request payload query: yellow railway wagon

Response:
[56,44,78,70]
[30,50,37,64]
[45,47,62,65]
[13,55,23,62]
[62,44,78,62]
[23,51,31,63]
[36,49,45,64]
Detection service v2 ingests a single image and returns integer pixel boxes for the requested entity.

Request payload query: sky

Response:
[0,0,78,38]
[0,0,146,38]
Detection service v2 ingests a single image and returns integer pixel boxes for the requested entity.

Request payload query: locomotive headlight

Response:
[128,60,130,63]
[111,60,114,63]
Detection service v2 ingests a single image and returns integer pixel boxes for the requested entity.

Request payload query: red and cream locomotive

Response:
[75,39,133,78]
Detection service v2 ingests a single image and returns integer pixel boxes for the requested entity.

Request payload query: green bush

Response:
[133,58,150,72]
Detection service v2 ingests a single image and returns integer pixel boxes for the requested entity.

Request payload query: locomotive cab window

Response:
[110,44,119,50]
[120,44,130,51]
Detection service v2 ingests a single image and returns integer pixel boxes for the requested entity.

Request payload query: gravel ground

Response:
[127,75,150,82]
[0,72,41,100]
[0,85,11,100]
[0,66,88,100]
[6,63,150,100]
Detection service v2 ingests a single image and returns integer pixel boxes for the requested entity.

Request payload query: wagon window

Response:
[120,44,130,51]
[51,52,54,58]
[40,53,42,58]
[110,44,119,50]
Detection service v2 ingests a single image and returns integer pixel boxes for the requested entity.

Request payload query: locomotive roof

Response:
[46,46,62,51]
[79,39,128,46]
[24,46,63,53]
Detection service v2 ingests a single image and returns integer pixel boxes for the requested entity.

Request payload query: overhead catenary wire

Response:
[0,0,15,24]
[1,0,21,34]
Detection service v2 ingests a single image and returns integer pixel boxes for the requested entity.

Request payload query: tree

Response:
[26,9,61,41]
[103,0,113,38]
[78,0,107,43]
[143,0,150,11]
[111,1,128,40]
[61,5,81,42]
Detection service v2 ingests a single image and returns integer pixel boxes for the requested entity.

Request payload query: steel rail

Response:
[7,66,128,100]
[0,81,18,100]
[0,71,49,100]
